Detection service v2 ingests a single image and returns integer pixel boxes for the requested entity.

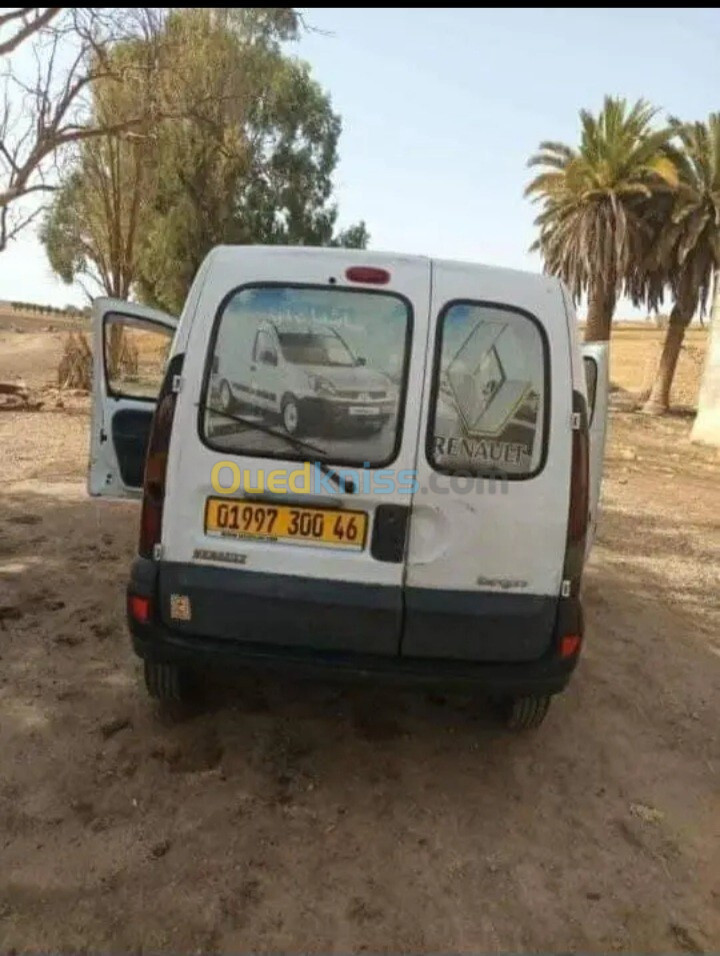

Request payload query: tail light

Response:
[139,354,184,559]
[345,266,390,285]
[559,634,581,659]
[128,594,152,624]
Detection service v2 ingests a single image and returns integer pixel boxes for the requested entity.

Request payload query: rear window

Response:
[201,285,412,467]
[427,301,548,478]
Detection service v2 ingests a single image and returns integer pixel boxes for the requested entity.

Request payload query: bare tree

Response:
[42,123,158,302]
[0,7,164,251]
[0,8,62,57]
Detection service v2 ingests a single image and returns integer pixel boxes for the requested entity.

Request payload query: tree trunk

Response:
[691,274,720,445]
[642,304,691,415]
[585,281,616,342]
[107,323,126,382]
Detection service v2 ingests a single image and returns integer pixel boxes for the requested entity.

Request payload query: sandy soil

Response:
[0,311,86,390]
[608,326,708,409]
[0,322,718,952]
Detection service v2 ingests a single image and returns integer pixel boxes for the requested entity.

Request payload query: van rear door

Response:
[160,247,431,657]
[88,298,178,499]
[403,262,574,662]
[582,342,609,555]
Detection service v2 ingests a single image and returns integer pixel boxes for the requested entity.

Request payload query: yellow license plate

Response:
[204,498,368,551]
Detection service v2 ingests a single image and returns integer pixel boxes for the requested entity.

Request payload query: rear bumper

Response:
[127,558,582,697]
[131,627,578,695]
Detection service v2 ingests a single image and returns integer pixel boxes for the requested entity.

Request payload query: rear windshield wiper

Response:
[198,403,356,494]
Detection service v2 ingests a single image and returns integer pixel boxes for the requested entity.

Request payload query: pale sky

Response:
[1,7,718,314]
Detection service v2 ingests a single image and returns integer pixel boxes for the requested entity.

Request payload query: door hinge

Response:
[561,579,571,598]
[172,374,183,394]
[153,543,164,561]
[571,412,582,430]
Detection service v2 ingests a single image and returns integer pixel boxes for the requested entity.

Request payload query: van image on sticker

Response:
[210,293,401,447]
[88,246,608,731]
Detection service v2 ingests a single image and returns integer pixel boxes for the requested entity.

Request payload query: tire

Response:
[218,379,236,414]
[281,394,302,436]
[143,660,194,703]
[503,694,552,730]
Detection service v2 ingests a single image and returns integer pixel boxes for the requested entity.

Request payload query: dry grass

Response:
[57,332,93,390]
[579,324,709,409]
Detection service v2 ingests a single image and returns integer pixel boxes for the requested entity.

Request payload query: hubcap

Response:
[284,401,298,433]
[220,381,231,410]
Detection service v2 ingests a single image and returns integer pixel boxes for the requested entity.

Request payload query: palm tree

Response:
[526,96,677,342]
[691,272,720,445]
[641,114,720,414]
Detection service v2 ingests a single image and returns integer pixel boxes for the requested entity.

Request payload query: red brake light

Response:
[128,594,152,624]
[345,266,390,285]
[560,634,581,659]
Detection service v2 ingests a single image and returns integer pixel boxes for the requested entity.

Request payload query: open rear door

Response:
[89,297,177,499]
[582,342,609,556]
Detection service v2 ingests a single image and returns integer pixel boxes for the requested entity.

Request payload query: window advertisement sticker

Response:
[430,304,546,476]
[204,286,411,468]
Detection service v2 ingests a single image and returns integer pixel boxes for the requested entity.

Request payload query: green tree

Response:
[41,38,159,299]
[42,8,367,315]
[525,96,677,341]
[329,222,371,249]
[137,9,367,313]
[40,34,163,379]
[640,115,720,414]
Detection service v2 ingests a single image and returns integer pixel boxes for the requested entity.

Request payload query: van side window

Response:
[254,330,277,365]
[427,302,548,478]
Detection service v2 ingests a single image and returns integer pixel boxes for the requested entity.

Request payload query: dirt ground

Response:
[0,319,719,952]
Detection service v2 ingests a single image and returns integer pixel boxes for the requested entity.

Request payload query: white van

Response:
[89,246,608,730]
[212,317,396,438]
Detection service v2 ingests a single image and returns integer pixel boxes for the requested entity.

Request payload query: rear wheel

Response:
[143,660,194,703]
[218,379,236,414]
[282,395,302,436]
[503,694,552,730]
